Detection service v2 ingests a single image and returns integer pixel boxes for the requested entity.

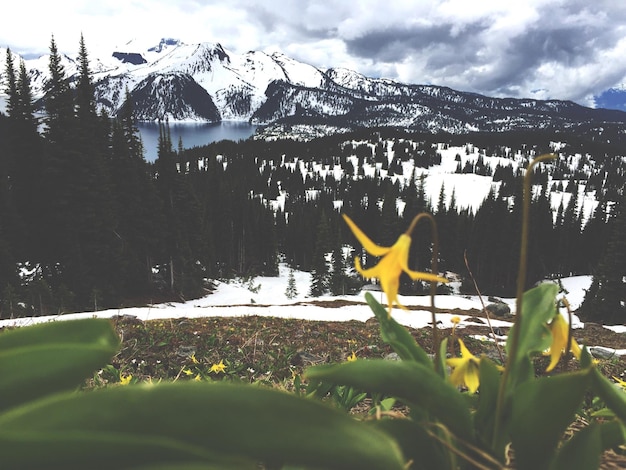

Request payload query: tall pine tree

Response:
[580,192,626,324]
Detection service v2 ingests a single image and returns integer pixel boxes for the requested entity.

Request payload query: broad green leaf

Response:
[0,318,119,352]
[370,419,452,470]
[0,382,405,470]
[511,370,590,470]
[590,368,626,422]
[473,358,505,457]
[552,422,602,470]
[506,283,557,387]
[554,420,625,470]
[598,420,626,452]
[0,319,120,411]
[365,292,432,366]
[306,359,474,444]
[0,431,255,470]
[132,465,247,470]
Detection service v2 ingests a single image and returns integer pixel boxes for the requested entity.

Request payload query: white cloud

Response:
[3,0,626,104]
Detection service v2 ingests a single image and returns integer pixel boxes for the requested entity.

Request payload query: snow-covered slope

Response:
[0,39,328,122]
[0,267,623,354]
[2,39,626,133]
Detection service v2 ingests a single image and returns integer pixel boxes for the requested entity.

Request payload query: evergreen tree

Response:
[285,267,298,299]
[3,48,41,268]
[379,183,400,247]
[329,232,349,296]
[402,172,431,292]
[309,210,332,297]
[4,48,18,117]
[153,120,206,298]
[580,193,626,324]
[108,96,162,299]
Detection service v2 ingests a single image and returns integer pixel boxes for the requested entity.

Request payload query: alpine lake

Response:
[137,121,258,162]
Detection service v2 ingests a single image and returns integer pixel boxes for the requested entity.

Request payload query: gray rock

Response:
[486,303,511,317]
[176,345,196,358]
[384,352,401,361]
[589,346,617,360]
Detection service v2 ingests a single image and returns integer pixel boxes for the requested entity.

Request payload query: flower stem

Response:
[406,212,441,362]
[491,153,556,450]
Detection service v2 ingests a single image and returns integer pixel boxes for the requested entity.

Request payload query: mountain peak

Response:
[148,38,182,53]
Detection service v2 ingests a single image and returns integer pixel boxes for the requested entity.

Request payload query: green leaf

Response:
[0,431,256,470]
[0,382,406,470]
[598,420,626,452]
[0,319,120,411]
[365,292,432,366]
[370,419,452,470]
[306,359,474,444]
[473,358,504,455]
[511,370,590,470]
[590,368,626,422]
[0,318,119,352]
[506,284,558,385]
[552,422,602,470]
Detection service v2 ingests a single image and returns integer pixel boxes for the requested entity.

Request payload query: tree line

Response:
[0,37,623,323]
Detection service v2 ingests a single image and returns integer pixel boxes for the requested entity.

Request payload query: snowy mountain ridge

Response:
[2,38,626,137]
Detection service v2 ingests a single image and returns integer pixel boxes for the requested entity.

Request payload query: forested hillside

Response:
[1,38,624,323]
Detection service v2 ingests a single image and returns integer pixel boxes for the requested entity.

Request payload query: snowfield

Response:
[1,266,624,356]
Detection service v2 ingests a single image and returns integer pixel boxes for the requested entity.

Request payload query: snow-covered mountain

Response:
[3,38,626,137]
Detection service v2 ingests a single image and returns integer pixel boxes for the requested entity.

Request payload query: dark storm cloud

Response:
[334,1,626,103]
[344,20,486,63]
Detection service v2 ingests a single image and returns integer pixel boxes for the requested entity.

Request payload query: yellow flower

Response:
[545,313,582,372]
[183,368,194,376]
[210,360,226,374]
[347,351,358,362]
[447,339,481,393]
[451,316,461,325]
[342,213,448,315]
[194,373,202,382]
[190,353,199,364]
[119,373,132,386]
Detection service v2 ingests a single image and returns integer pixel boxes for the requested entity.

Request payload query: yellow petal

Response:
[404,269,449,283]
[343,214,391,257]
[448,363,467,388]
[612,376,626,388]
[464,363,481,394]
[354,256,381,279]
[458,339,476,360]
[446,357,466,368]
[570,338,582,360]
[546,314,569,372]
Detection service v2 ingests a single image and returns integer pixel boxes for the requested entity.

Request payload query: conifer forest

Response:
[1,38,624,324]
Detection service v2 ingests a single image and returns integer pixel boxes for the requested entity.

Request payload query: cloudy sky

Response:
[3,0,626,106]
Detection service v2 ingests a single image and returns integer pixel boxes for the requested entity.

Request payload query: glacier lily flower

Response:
[210,360,227,374]
[119,373,132,386]
[447,338,482,393]
[545,313,581,372]
[342,213,448,315]
[347,351,358,362]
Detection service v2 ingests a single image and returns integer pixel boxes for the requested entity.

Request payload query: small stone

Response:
[290,351,326,366]
[176,345,196,358]
[486,303,511,317]
[384,352,401,361]
[589,346,617,360]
